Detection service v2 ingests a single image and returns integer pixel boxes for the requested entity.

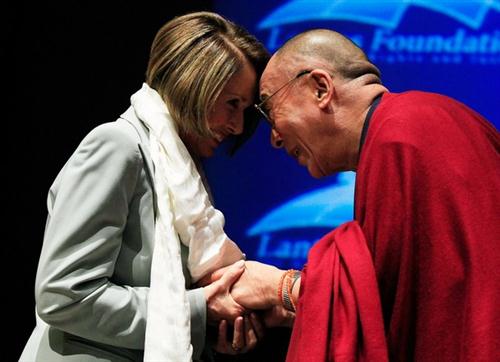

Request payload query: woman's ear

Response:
[310,69,333,109]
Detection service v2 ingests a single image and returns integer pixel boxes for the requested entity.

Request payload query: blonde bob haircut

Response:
[146,12,269,139]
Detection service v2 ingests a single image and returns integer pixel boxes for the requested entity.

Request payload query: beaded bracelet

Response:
[283,273,294,312]
[280,269,300,312]
[288,270,301,312]
[291,270,301,292]
[277,270,289,307]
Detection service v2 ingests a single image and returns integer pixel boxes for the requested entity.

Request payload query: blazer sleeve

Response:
[187,288,208,360]
[35,122,149,349]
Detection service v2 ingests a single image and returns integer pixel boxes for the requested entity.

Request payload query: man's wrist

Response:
[269,269,286,305]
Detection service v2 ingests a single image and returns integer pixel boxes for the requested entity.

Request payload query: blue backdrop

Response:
[205,0,500,269]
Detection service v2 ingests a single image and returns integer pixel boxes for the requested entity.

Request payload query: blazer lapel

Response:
[119,107,157,215]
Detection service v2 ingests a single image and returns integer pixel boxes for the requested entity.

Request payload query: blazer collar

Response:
[119,106,157,212]
[120,106,150,143]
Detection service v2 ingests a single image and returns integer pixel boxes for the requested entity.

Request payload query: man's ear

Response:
[310,69,334,109]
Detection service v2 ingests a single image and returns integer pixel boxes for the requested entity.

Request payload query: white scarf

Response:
[131,83,243,361]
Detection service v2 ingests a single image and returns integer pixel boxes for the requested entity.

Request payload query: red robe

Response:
[287,91,500,361]
[287,222,388,361]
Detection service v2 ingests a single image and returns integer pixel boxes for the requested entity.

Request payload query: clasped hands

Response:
[199,260,295,355]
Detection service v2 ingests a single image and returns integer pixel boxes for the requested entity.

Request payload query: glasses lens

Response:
[254,70,311,124]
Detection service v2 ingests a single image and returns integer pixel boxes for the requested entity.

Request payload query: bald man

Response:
[226,29,500,361]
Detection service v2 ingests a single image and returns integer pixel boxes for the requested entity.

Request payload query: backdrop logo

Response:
[258,0,500,64]
[246,172,355,268]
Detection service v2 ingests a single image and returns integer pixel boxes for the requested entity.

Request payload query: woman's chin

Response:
[196,144,217,158]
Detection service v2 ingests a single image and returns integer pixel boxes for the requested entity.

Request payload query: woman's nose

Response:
[271,128,284,148]
[229,112,244,135]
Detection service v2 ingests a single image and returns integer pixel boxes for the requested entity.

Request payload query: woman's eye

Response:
[228,99,239,109]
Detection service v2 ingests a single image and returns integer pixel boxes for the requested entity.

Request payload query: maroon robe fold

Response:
[288,91,500,361]
[287,222,388,362]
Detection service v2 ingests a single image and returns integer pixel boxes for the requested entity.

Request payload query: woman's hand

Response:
[203,260,246,323]
[214,313,265,354]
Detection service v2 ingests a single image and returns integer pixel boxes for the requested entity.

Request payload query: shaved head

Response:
[271,29,380,81]
[259,29,389,176]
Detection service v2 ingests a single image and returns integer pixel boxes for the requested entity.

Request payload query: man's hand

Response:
[230,261,284,310]
[262,305,295,328]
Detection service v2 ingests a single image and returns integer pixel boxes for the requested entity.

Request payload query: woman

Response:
[20,11,269,361]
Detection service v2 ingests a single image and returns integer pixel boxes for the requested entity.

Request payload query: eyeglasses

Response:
[254,69,311,125]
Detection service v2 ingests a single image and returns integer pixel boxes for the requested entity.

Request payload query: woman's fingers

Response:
[209,264,231,282]
[231,316,245,352]
[244,315,258,350]
[197,263,234,286]
[215,319,231,354]
[214,314,265,355]
[219,260,245,288]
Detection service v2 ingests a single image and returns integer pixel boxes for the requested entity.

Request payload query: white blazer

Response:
[20,107,207,361]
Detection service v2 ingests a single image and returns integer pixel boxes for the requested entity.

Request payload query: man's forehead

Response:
[259,53,310,98]
[259,65,286,99]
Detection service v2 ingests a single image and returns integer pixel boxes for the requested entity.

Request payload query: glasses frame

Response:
[254,69,312,125]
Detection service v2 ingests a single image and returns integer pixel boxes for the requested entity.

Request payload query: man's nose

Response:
[271,128,284,148]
